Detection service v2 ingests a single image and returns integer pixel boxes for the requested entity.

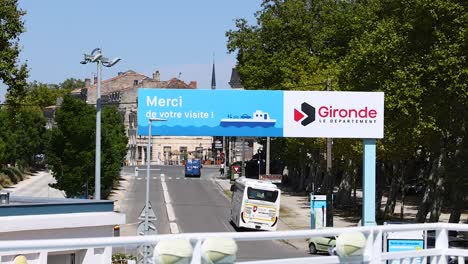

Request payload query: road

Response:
[119,165,309,261]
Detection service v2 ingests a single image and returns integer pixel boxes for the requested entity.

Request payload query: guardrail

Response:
[0,223,466,264]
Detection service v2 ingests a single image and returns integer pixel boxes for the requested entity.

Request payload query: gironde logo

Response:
[294,102,315,126]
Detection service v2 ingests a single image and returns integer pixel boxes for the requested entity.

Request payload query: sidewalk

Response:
[214,178,467,251]
[3,170,65,198]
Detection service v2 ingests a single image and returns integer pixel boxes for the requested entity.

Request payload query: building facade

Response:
[73,70,213,166]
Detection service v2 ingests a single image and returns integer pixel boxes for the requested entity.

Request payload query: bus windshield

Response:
[247,187,279,203]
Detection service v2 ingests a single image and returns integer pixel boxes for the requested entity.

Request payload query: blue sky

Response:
[0,0,261,102]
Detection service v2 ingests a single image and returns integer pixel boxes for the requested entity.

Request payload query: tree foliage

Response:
[45,95,127,198]
[227,0,467,222]
[0,0,28,108]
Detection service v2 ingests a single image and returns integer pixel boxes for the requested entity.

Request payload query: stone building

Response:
[73,70,212,166]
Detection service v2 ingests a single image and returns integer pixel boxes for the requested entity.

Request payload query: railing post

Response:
[364,227,382,263]
[191,239,202,264]
[434,227,449,264]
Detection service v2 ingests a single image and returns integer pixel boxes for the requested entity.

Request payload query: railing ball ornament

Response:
[335,231,367,257]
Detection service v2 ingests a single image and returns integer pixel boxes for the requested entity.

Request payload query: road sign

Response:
[137,89,384,138]
[138,201,157,221]
[137,221,157,236]
[233,166,240,173]
[310,194,327,229]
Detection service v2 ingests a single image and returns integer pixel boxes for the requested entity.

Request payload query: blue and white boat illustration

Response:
[220,110,276,128]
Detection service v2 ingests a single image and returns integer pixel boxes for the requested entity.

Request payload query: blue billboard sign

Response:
[137,88,385,138]
[138,89,284,136]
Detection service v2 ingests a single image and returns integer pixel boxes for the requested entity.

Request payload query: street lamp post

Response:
[81,48,120,200]
[144,118,166,263]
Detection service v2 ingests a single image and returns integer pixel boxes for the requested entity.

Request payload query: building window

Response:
[133,80,139,86]
[163,146,171,161]
[195,146,203,160]
[180,146,187,161]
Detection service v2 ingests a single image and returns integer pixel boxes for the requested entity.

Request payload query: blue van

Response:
[185,159,201,177]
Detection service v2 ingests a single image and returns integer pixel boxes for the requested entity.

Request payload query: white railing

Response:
[0,223,466,264]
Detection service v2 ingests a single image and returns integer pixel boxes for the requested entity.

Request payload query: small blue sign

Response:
[138,89,284,136]
[310,195,327,229]
[387,239,424,264]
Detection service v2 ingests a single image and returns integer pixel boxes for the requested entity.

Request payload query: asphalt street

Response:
[119,165,309,261]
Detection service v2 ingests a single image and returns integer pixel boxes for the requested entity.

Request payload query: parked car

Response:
[427,231,467,263]
[308,236,336,254]
[405,179,424,195]
[448,239,468,263]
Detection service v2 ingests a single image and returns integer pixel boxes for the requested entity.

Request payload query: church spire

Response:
[211,54,216,90]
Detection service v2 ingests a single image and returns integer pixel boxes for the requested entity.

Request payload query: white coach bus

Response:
[230,177,281,231]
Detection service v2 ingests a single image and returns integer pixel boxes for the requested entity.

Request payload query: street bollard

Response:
[135,167,139,177]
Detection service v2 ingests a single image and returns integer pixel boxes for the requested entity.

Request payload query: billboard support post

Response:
[363,138,377,226]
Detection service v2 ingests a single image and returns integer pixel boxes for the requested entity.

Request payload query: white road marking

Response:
[152,177,158,180]
[176,177,180,180]
[166,203,176,222]
[160,173,165,177]
[163,191,171,203]
[136,177,142,180]
[169,222,179,234]
[135,167,161,171]
[168,177,172,180]
[160,174,178,232]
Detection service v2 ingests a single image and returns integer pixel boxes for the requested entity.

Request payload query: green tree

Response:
[1,0,28,108]
[60,78,84,91]
[337,0,467,222]
[0,107,14,165]
[24,82,60,108]
[101,106,127,196]
[227,0,468,222]
[14,107,46,168]
[46,95,127,198]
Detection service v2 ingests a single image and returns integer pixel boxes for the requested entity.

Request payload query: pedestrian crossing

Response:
[134,176,214,181]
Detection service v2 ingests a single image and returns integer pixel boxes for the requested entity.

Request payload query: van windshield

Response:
[247,187,278,203]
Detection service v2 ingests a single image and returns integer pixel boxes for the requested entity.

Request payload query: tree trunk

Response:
[400,188,406,221]
[449,208,461,223]
[336,159,353,208]
[376,162,386,219]
[416,152,443,222]
[399,162,407,221]
[383,163,399,220]
[429,176,444,222]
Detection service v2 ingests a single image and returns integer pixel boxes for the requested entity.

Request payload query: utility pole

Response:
[241,137,245,176]
[222,136,226,173]
[266,137,270,175]
[325,78,334,227]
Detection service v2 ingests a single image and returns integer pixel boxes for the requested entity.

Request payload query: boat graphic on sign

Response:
[220,110,276,128]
